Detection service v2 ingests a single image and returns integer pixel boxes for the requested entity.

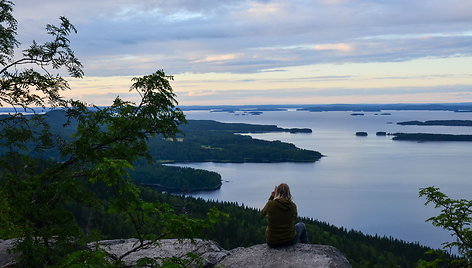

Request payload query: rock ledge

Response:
[1,238,351,268]
[220,243,351,268]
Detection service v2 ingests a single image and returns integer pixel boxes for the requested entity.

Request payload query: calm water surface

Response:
[173,110,472,249]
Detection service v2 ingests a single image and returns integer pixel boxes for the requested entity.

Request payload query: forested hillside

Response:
[69,184,434,267]
[0,110,321,191]
[141,188,436,267]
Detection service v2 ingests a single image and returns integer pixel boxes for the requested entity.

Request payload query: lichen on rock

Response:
[219,243,351,268]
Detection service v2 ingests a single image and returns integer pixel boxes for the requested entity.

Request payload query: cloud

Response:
[313,43,354,52]
[184,90,216,97]
[318,0,350,5]
[193,54,241,63]
[8,0,472,104]
[245,2,286,19]
[13,0,472,76]
[67,92,142,106]
[175,84,472,105]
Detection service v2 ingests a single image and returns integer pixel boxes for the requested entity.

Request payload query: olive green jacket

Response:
[262,196,297,246]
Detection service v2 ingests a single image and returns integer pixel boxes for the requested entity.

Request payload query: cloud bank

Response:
[11,0,472,104]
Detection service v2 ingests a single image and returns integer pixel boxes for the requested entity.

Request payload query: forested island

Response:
[392,133,472,141]
[397,120,472,126]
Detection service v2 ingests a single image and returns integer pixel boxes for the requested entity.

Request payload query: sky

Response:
[11,0,472,106]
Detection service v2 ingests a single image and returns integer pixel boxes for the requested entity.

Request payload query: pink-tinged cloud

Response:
[246,2,285,17]
[185,90,216,97]
[10,0,472,105]
[193,54,240,63]
[318,0,350,5]
[313,43,354,52]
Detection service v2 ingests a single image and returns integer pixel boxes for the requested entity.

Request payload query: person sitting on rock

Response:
[262,183,308,247]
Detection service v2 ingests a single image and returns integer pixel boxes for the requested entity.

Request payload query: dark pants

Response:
[294,222,308,243]
[268,222,308,248]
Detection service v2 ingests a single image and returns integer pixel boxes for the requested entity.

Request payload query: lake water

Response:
[173,110,472,250]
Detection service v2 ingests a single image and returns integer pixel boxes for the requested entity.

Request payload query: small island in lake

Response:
[397,120,472,126]
[356,132,368,136]
[392,133,472,141]
[376,132,387,136]
[245,111,263,115]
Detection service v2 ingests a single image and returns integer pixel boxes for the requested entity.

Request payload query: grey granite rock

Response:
[0,239,17,268]
[96,238,230,267]
[217,243,351,268]
[0,238,351,268]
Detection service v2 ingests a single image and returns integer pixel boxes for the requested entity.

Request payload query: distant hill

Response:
[4,103,472,115]
[178,103,472,113]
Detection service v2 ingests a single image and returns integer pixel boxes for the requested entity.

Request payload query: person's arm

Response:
[262,201,270,216]
[270,186,276,200]
[292,202,298,222]
[262,186,277,216]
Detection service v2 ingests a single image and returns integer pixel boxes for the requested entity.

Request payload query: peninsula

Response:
[149,120,321,163]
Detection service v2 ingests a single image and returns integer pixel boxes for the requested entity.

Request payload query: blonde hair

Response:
[275,183,292,200]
